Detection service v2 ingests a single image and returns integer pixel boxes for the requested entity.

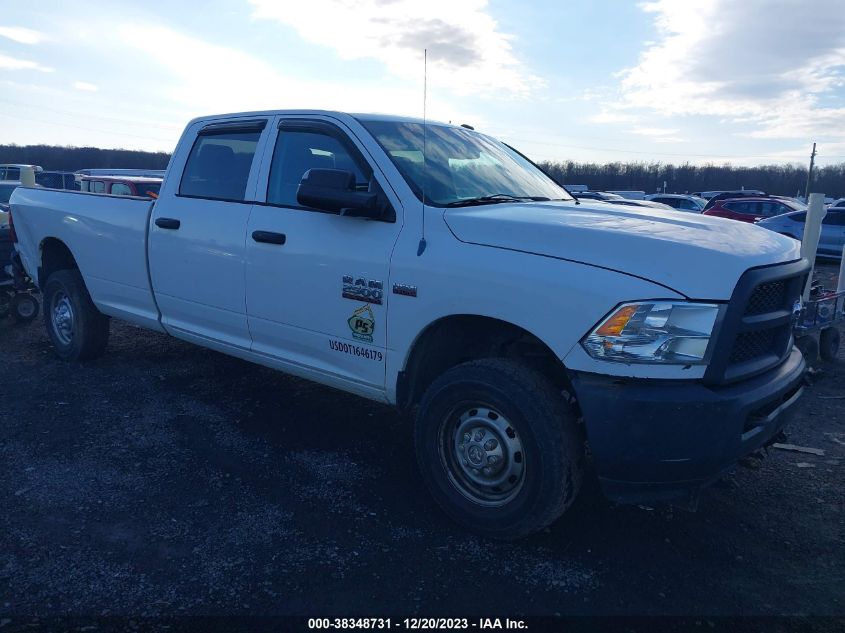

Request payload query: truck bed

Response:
[11,187,163,330]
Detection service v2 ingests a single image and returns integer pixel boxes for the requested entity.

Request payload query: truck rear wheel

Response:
[415,358,583,539]
[43,269,109,361]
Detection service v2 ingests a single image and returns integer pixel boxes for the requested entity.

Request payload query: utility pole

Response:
[804,142,817,200]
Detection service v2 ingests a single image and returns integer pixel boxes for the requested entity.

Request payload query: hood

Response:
[443,200,802,299]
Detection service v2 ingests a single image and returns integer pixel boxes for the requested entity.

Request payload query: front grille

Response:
[705,260,809,385]
[730,329,779,364]
[745,280,786,316]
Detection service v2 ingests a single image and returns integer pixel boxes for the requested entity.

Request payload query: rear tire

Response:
[11,292,39,324]
[43,269,109,361]
[819,327,840,362]
[415,358,583,540]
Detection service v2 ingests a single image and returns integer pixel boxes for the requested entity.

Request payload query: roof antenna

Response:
[417,48,428,257]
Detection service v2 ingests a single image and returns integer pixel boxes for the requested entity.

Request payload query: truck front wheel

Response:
[415,358,583,539]
[43,269,109,361]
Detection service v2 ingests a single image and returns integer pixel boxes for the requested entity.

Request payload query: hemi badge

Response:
[392,283,418,297]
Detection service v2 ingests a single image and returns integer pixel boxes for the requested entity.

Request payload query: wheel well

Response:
[39,238,78,288]
[397,315,572,412]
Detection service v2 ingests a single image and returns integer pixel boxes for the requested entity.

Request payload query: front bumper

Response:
[570,347,806,504]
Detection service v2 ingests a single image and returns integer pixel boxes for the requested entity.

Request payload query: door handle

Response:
[155,217,181,230]
[252,230,286,245]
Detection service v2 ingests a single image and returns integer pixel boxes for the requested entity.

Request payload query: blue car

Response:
[757,207,845,258]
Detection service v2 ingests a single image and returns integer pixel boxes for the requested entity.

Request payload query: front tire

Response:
[415,358,583,539]
[43,269,109,361]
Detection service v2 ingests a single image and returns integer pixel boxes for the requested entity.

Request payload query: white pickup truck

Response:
[10,110,809,538]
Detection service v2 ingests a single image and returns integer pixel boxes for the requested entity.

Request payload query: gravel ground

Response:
[0,266,843,623]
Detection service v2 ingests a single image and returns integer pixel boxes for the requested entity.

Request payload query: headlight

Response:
[582,301,721,364]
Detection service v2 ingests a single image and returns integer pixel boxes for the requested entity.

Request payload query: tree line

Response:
[1,144,842,198]
[0,144,170,172]
[539,160,845,198]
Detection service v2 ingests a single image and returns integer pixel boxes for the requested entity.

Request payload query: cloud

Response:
[112,22,481,125]
[630,127,678,137]
[248,0,541,97]
[614,0,845,142]
[73,81,98,92]
[0,26,46,45]
[589,109,638,124]
[0,53,53,72]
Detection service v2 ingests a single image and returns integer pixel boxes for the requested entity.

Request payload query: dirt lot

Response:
[0,265,843,624]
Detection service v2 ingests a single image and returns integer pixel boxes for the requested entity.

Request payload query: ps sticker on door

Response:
[348,305,375,342]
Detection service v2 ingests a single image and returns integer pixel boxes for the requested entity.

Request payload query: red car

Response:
[702,196,806,223]
[80,175,162,198]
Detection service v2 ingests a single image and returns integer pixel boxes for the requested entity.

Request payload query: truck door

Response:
[244,117,403,393]
[149,118,271,350]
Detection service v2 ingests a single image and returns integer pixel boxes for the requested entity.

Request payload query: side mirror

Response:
[297,168,381,219]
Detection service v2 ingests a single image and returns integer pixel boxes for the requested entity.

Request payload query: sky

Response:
[0,0,844,167]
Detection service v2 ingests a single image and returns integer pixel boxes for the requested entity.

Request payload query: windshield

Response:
[0,183,18,203]
[359,119,572,206]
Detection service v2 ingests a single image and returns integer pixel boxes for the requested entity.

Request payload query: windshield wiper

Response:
[445,194,550,208]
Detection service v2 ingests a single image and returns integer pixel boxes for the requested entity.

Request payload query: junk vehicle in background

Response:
[703,196,807,223]
[0,219,38,324]
[9,110,808,538]
[78,175,162,198]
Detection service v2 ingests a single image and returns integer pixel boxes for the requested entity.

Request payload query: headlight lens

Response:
[582,301,721,364]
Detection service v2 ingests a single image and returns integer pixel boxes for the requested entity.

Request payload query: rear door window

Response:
[110,183,132,196]
[725,201,751,214]
[89,180,105,193]
[180,123,264,202]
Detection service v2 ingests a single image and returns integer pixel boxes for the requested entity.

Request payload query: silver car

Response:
[757,208,845,258]
[645,194,707,212]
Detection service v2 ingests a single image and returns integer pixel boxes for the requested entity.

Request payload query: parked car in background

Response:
[572,191,624,202]
[757,208,845,258]
[35,171,80,191]
[573,191,674,211]
[606,190,646,200]
[828,198,845,209]
[645,194,707,212]
[563,184,589,193]
[701,190,768,211]
[79,175,162,198]
[0,180,22,221]
[612,198,675,211]
[703,197,806,223]
[76,168,166,179]
[0,165,41,186]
